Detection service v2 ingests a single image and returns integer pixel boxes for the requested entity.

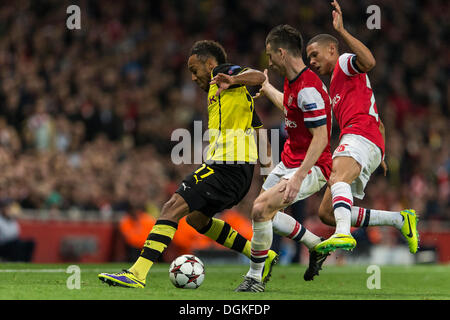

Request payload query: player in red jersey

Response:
[235,25,333,292]
[306,0,418,254]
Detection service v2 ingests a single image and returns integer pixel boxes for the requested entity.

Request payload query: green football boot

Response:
[399,209,419,254]
[314,233,357,254]
[261,250,279,284]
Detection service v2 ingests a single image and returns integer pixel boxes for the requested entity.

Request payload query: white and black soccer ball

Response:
[169,254,205,289]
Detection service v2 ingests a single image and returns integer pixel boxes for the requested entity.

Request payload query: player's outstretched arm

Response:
[232,68,266,86]
[281,124,328,203]
[331,0,376,73]
[254,69,284,111]
[210,68,265,96]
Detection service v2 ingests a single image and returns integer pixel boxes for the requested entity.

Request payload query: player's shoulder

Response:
[339,52,355,61]
[302,68,325,87]
[298,68,328,96]
[337,53,363,76]
[296,70,329,110]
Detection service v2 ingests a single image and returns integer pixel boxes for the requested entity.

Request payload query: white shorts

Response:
[262,162,327,203]
[332,134,382,199]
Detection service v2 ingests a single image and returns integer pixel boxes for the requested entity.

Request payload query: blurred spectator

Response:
[119,202,156,262]
[0,200,35,261]
[0,0,445,229]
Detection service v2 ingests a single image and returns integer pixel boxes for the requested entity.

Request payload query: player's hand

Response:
[331,0,344,33]
[252,69,269,99]
[380,159,388,176]
[210,73,234,96]
[280,177,303,204]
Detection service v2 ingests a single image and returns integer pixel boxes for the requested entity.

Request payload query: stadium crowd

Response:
[0,0,447,231]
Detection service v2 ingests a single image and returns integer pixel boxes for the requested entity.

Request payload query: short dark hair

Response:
[189,40,227,65]
[307,34,339,50]
[265,24,303,57]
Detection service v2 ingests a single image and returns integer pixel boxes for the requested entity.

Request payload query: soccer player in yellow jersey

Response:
[98,40,279,289]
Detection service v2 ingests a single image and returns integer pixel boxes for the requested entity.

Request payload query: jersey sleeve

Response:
[251,109,263,129]
[338,53,363,77]
[297,87,327,128]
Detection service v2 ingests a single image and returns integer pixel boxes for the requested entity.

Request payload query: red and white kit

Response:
[330,53,385,199]
[263,67,332,202]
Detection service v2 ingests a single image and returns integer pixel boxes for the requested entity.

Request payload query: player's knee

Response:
[328,170,343,186]
[327,174,336,187]
[160,194,189,222]
[161,196,176,214]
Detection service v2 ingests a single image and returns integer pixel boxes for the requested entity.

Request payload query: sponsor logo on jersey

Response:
[287,95,294,106]
[303,102,318,110]
[332,94,341,107]
[285,118,297,128]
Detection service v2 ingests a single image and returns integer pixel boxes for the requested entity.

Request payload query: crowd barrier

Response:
[15,212,450,264]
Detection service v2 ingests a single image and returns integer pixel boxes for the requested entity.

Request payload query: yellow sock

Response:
[129,220,178,280]
[242,240,251,258]
[200,218,251,259]
[129,257,153,281]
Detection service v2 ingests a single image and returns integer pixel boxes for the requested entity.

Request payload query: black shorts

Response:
[175,162,255,217]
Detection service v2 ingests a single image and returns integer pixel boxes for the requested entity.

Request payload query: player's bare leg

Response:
[235,180,289,292]
[237,180,287,289]
[252,188,326,281]
[236,179,323,292]
[315,156,360,253]
[185,206,280,283]
[99,193,190,288]
[185,211,211,230]
[317,156,419,253]
[257,188,319,250]
[318,186,334,226]
[185,211,277,280]
[319,185,419,254]
[328,156,361,234]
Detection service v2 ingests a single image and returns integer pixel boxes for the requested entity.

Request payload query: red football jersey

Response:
[330,53,385,156]
[281,67,332,179]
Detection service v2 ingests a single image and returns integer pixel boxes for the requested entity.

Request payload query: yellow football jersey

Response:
[206,64,262,163]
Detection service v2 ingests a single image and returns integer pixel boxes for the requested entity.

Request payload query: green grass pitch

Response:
[0,263,449,300]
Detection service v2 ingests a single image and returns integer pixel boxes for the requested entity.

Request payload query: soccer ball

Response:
[169,254,205,289]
